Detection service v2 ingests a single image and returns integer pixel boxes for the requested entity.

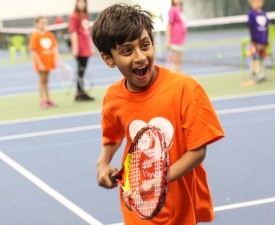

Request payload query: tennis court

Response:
[1,27,275,225]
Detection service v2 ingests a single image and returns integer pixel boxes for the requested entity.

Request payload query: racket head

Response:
[56,63,75,93]
[120,125,169,219]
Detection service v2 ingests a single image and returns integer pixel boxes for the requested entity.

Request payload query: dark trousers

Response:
[76,56,89,93]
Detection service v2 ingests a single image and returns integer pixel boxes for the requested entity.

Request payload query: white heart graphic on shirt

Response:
[256,15,267,27]
[129,117,174,146]
[82,19,90,31]
[40,38,52,49]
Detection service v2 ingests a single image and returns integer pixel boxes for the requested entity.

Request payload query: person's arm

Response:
[70,31,78,57]
[97,140,123,189]
[53,47,63,67]
[31,50,45,71]
[165,24,171,49]
[169,145,206,182]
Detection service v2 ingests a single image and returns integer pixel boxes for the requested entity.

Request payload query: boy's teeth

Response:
[133,66,147,76]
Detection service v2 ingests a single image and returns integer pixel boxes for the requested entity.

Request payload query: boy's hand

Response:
[122,190,133,211]
[97,163,118,189]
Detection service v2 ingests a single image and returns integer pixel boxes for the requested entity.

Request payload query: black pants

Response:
[76,56,89,93]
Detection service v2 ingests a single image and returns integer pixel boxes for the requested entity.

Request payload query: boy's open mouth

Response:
[133,65,149,76]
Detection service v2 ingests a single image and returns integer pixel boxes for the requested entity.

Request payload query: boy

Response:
[29,16,62,107]
[248,0,269,82]
[92,4,224,225]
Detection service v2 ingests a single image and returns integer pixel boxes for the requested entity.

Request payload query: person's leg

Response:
[75,56,95,101]
[171,50,183,72]
[39,71,50,107]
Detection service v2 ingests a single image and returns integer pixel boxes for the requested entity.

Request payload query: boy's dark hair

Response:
[91,4,154,56]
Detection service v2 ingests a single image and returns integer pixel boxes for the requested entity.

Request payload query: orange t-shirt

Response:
[29,31,57,72]
[102,65,225,225]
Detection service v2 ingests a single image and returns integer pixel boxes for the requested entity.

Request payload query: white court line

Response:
[216,104,275,115]
[1,104,275,142]
[0,124,101,142]
[0,151,103,225]
[107,197,275,225]
[0,110,101,126]
[1,91,275,126]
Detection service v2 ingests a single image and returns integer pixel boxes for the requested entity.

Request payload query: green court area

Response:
[0,69,274,122]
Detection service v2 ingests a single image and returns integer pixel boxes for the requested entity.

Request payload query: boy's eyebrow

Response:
[116,36,151,49]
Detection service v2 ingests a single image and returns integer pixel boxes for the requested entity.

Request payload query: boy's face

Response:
[250,0,264,10]
[102,29,157,92]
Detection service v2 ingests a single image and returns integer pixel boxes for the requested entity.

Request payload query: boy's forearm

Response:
[169,145,207,182]
[97,141,122,167]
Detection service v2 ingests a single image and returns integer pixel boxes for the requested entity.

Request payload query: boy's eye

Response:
[121,48,132,55]
[141,42,150,50]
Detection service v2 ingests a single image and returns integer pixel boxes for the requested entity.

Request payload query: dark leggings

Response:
[76,56,89,93]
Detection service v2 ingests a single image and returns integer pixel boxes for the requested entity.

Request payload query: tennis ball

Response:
[216,53,223,59]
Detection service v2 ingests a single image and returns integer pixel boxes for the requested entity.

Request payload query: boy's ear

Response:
[100,52,116,68]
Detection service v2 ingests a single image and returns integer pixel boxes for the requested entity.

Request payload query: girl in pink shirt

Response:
[166,0,187,72]
[69,0,95,101]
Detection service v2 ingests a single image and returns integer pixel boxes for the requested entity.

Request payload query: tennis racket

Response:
[56,63,75,95]
[110,125,169,219]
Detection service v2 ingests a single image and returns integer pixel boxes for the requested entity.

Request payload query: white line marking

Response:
[211,90,275,101]
[107,197,275,225]
[214,197,275,211]
[0,110,101,126]
[216,104,275,115]
[0,125,101,141]
[1,104,275,142]
[0,151,103,225]
[1,91,275,126]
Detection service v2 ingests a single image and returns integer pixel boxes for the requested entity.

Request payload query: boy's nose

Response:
[133,48,146,63]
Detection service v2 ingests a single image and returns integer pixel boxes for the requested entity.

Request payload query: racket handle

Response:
[109,173,117,184]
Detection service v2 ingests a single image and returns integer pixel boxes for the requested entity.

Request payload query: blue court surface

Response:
[1,29,275,225]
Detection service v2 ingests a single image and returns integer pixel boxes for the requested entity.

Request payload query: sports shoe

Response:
[40,101,50,108]
[47,100,58,107]
[75,93,95,101]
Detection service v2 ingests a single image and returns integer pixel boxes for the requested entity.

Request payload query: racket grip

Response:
[110,173,118,184]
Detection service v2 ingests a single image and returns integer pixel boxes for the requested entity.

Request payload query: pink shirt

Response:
[168,6,187,45]
[69,12,93,57]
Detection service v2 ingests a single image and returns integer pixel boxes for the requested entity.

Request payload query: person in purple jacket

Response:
[248,0,269,82]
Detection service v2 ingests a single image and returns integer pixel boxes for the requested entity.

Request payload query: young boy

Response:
[29,16,62,108]
[92,4,224,225]
[248,0,269,82]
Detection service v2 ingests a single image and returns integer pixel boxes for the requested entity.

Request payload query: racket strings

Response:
[128,128,166,217]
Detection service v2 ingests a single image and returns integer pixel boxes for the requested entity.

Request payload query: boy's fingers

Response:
[122,190,133,211]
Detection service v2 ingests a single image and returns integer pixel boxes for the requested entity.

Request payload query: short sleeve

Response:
[69,13,78,33]
[168,8,176,25]
[181,84,224,150]
[247,11,253,27]
[29,33,38,51]
[101,95,125,145]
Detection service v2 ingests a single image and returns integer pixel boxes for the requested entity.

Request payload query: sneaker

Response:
[47,100,58,107]
[75,93,95,101]
[40,101,50,108]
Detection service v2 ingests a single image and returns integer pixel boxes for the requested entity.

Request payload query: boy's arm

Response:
[169,145,206,182]
[70,32,78,57]
[31,50,45,71]
[97,140,123,188]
